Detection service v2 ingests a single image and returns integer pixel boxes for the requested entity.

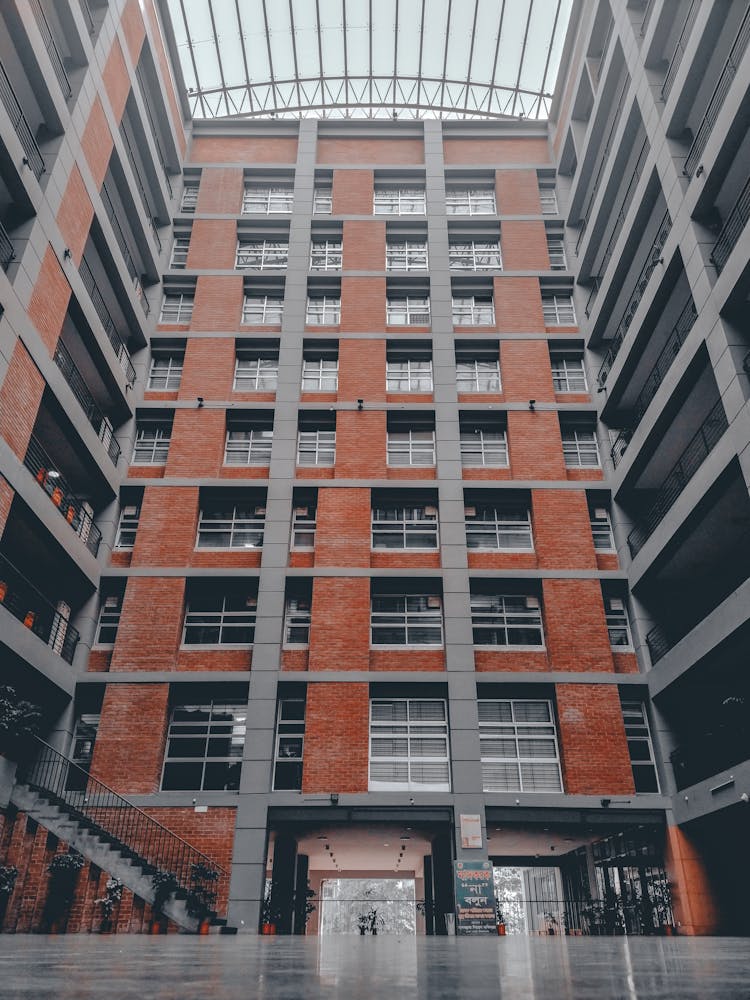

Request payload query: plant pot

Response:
[199,918,211,935]
[261,923,276,935]
[497,923,506,936]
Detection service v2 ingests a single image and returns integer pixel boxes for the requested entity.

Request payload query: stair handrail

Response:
[16,736,228,902]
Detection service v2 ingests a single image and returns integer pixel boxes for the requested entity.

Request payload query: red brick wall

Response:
[308,578,370,670]
[302,682,369,791]
[532,490,597,570]
[57,166,93,264]
[195,167,244,214]
[332,170,374,214]
[0,341,44,459]
[343,220,385,270]
[91,683,170,792]
[179,337,234,399]
[543,578,614,672]
[493,276,544,332]
[190,275,243,330]
[318,139,424,164]
[556,684,635,794]
[27,247,72,354]
[341,277,387,330]
[501,220,550,270]
[81,98,114,188]
[131,486,200,566]
[315,487,371,567]
[165,409,225,477]
[110,577,185,671]
[103,37,131,124]
[500,339,555,401]
[665,826,720,935]
[191,136,298,163]
[185,219,237,269]
[507,411,565,479]
[120,0,146,63]
[443,137,550,164]
[496,169,542,215]
[338,339,386,401]
[0,476,13,537]
[336,410,387,478]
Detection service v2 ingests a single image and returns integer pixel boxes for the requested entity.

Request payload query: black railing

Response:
[53,340,120,465]
[0,220,14,270]
[627,399,729,556]
[646,623,671,664]
[597,210,672,385]
[100,183,149,315]
[591,18,615,85]
[30,0,71,100]
[0,553,79,664]
[0,60,45,179]
[661,0,700,101]
[610,429,633,469]
[684,5,750,178]
[671,730,750,789]
[134,66,174,199]
[640,0,657,37]
[23,433,102,556]
[16,736,228,915]
[79,257,136,386]
[119,121,163,253]
[632,298,698,424]
[711,175,750,273]
[80,0,96,34]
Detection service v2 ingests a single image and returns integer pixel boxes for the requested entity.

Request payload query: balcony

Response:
[100,183,149,314]
[632,298,698,423]
[661,0,700,102]
[79,257,136,385]
[0,60,45,180]
[0,552,79,665]
[0,220,14,270]
[711,175,750,273]
[134,64,174,199]
[684,5,750,178]
[53,339,120,465]
[29,0,71,101]
[627,399,729,557]
[23,433,102,556]
[670,728,749,790]
[119,120,162,253]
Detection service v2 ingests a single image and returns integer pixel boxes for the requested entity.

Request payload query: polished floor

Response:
[0,935,748,999]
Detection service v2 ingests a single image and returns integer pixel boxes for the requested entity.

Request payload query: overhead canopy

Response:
[167,0,573,121]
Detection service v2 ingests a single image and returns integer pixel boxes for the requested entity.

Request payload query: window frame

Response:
[464,504,533,551]
[386,296,431,326]
[386,429,436,467]
[182,593,257,646]
[196,503,265,550]
[147,353,184,391]
[180,183,199,213]
[306,295,341,325]
[233,354,279,392]
[539,186,558,215]
[478,699,563,793]
[313,186,333,215]
[170,236,190,269]
[241,184,294,215]
[452,295,495,326]
[455,358,501,393]
[309,239,343,271]
[132,422,171,465]
[297,428,336,466]
[445,188,497,215]
[385,240,429,272]
[373,187,427,216]
[605,596,633,649]
[449,241,502,271]
[459,428,509,467]
[551,354,587,393]
[291,504,317,550]
[283,596,311,646]
[386,357,434,393]
[370,594,444,647]
[161,702,246,792]
[235,240,289,271]
[622,700,660,793]
[273,698,306,791]
[546,236,567,270]
[224,427,274,466]
[369,698,451,792]
[114,503,140,550]
[542,295,576,325]
[590,506,615,552]
[301,357,339,392]
[241,294,284,325]
[94,593,122,647]
[471,593,545,648]
[159,292,194,324]
[562,427,601,468]
[371,503,439,550]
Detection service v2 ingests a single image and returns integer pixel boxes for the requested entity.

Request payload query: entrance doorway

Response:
[319,878,417,935]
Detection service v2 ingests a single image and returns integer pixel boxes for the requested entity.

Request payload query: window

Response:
[181,182,199,213]
[539,185,558,215]
[445,188,496,215]
[622,701,659,792]
[313,186,333,214]
[197,503,265,549]
[605,596,633,648]
[471,594,544,646]
[170,236,189,269]
[161,703,246,791]
[449,241,502,271]
[386,240,428,271]
[543,295,576,325]
[306,295,341,325]
[452,296,495,325]
[386,296,430,325]
[115,503,140,550]
[371,594,443,646]
[310,240,342,271]
[95,594,122,646]
[551,353,587,392]
[224,426,273,466]
[132,421,171,464]
[297,429,336,466]
[236,240,288,270]
[562,427,600,467]
[465,504,532,550]
[369,699,450,791]
[284,597,311,645]
[242,184,294,214]
[242,295,284,325]
[456,358,501,393]
[183,593,256,645]
[590,506,615,551]
[302,357,338,391]
[387,429,436,466]
[291,503,316,549]
[386,357,433,392]
[234,354,279,391]
[148,353,183,391]
[547,236,567,270]
[159,293,193,323]
[273,699,305,790]
[69,714,99,788]
[372,504,439,549]
[479,700,563,792]
[374,188,426,215]
[460,428,508,467]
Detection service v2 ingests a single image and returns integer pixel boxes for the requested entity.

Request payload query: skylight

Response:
[167,0,573,121]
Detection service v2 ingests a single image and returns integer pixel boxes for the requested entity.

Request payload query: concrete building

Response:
[0,0,747,937]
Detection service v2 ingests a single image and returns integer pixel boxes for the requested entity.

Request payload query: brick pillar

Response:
[301,682,369,792]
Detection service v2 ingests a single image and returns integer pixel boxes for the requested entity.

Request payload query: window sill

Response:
[180,644,253,650]
[474,644,546,652]
[370,644,444,650]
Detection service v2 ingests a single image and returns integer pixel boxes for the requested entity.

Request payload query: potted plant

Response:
[496,901,506,936]
[45,852,84,932]
[0,865,18,930]
[357,907,384,935]
[94,876,123,933]
[150,870,178,933]
[0,686,41,759]
[260,889,279,935]
[186,862,218,933]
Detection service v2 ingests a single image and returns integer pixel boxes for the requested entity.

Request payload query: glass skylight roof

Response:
[167,0,573,121]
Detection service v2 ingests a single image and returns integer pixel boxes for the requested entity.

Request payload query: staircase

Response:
[11,737,234,934]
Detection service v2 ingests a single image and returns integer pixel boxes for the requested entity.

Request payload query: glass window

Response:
[456,359,501,393]
[242,295,284,325]
[196,504,265,549]
[542,295,576,325]
[471,594,544,646]
[234,355,279,391]
[387,430,436,466]
[551,354,587,392]
[115,503,140,550]
[284,597,311,645]
[148,354,183,391]
[371,504,439,549]
[183,593,256,645]
[292,504,317,549]
[460,428,508,467]
[313,187,333,215]
[310,240,343,271]
[590,506,615,551]
[132,422,171,464]
[449,241,502,271]
[181,182,199,213]
[622,701,660,793]
[385,241,429,271]
[374,188,426,215]
[370,595,443,646]
[224,427,273,465]
[465,504,532,550]
[236,240,288,270]
[386,358,433,392]
[445,189,496,215]
[547,236,567,270]
[479,700,563,792]
[562,428,600,467]
[159,293,193,323]
[170,236,190,269]
[539,185,558,215]
[242,184,294,214]
[297,429,336,466]
[302,358,339,391]
[273,699,305,790]
[95,594,122,646]
[452,296,495,325]
[605,596,633,648]
[306,296,341,325]
[386,297,430,325]
[161,702,246,791]
[369,699,450,791]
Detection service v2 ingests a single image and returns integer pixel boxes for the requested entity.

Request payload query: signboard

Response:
[459,813,483,849]
[454,861,497,935]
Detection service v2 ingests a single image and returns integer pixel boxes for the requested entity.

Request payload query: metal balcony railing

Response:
[627,399,729,557]
[632,298,698,424]
[80,0,96,34]
[661,0,700,102]
[134,66,174,199]
[640,0,657,38]
[53,340,121,465]
[670,729,750,789]
[0,552,79,664]
[0,220,14,270]
[645,623,671,664]
[119,121,163,253]
[597,210,672,385]
[78,257,136,386]
[684,5,750,178]
[16,736,229,916]
[30,0,72,100]
[610,429,633,469]
[23,433,102,556]
[591,17,615,86]
[100,183,149,315]
[710,175,750,273]
[0,60,45,179]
